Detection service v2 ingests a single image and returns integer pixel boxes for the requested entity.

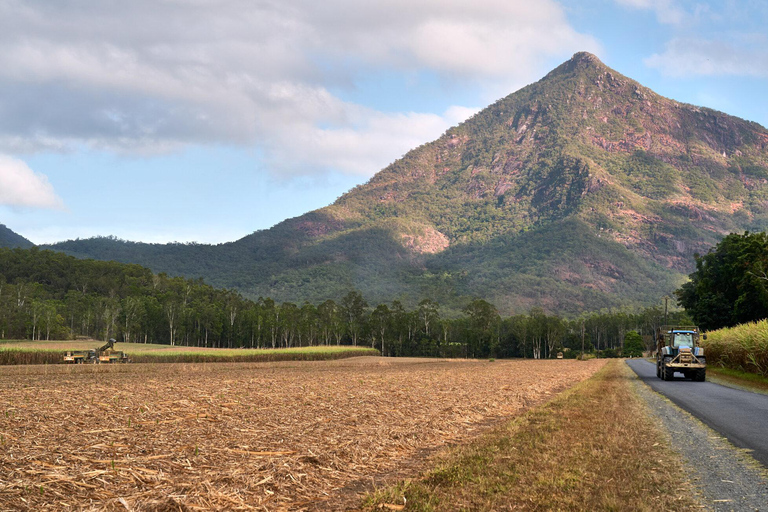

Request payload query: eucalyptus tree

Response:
[418,299,440,338]
[464,299,500,358]
[544,314,565,358]
[341,290,368,346]
[370,303,391,354]
[279,302,299,348]
[121,296,144,344]
[528,307,546,359]
[317,299,338,345]
[298,302,318,347]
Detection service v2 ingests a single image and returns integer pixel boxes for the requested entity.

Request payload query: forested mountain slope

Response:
[45,53,768,314]
[0,224,33,249]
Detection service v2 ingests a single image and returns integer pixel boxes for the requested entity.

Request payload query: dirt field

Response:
[0,357,606,511]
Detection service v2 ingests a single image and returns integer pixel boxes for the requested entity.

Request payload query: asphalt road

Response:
[626,358,768,468]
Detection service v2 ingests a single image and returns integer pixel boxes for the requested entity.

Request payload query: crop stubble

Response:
[0,357,605,510]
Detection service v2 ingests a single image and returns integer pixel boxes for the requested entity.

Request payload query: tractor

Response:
[63,338,129,364]
[655,326,706,381]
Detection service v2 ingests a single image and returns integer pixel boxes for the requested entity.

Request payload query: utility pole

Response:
[581,319,585,360]
[663,296,669,327]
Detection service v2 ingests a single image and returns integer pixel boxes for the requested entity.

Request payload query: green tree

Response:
[341,290,368,346]
[417,299,440,338]
[317,299,340,345]
[677,232,768,330]
[370,304,392,354]
[464,299,500,358]
[279,302,299,347]
[623,331,644,358]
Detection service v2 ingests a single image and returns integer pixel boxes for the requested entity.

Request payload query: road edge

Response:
[626,360,768,511]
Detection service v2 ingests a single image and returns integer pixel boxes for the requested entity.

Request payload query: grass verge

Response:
[362,360,699,511]
[706,366,768,394]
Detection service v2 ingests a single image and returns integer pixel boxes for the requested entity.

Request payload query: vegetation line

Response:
[701,319,768,377]
[363,360,698,511]
[0,344,378,365]
[0,247,688,360]
[705,367,768,394]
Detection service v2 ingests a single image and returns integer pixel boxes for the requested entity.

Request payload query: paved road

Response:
[626,359,768,468]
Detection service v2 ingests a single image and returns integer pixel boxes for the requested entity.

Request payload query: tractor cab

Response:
[671,331,694,348]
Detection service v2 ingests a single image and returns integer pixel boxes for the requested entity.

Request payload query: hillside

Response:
[0,224,33,249]
[45,53,768,314]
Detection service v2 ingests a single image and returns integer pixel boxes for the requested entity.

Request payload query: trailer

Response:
[63,349,97,364]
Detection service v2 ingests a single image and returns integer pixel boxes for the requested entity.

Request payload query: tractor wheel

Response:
[656,363,661,378]
[663,358,674,380]
[695,369,706,382]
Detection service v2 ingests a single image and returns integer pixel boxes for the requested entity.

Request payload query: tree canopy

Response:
[676,232,768,331]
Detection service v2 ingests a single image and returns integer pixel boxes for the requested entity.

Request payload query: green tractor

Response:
[655,326,707,381]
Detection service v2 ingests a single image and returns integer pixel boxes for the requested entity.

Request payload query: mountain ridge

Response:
[0,224,34,249]
[44,52,768,314]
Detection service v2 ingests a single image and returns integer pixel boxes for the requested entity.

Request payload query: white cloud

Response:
[0,1,597,177]
[614,0,686,24]
[264,105,481,177]
[645,38,768,77]
[0,155,65,209]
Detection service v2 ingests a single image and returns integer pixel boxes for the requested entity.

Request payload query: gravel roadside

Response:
[628,362,768,511]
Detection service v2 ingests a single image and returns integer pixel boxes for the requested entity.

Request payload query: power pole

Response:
[581,320,585,360]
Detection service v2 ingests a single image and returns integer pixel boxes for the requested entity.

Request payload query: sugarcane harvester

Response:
[63,338,129,364]
[655,326,706,381]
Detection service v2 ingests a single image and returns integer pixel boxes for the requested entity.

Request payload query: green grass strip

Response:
[363,360,698,511]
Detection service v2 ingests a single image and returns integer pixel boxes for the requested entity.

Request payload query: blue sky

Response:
[0,0,766,244]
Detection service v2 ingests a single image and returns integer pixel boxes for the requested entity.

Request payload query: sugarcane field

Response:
[0,357,606,510]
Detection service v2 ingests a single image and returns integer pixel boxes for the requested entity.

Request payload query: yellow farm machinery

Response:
[63,338,129,364]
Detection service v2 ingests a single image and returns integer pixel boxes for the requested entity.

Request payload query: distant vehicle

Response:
[63,338,129,364]
[63,349,97,364]
[655,326,706,381]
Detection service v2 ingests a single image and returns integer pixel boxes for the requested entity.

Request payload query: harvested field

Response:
[0,357,606,510]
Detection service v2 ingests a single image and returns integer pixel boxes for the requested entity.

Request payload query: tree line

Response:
[676,231,768,331]
[0,247,687,357]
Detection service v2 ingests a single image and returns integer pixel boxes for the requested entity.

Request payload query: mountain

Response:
[45,52,768,315]
[0,224,33,249]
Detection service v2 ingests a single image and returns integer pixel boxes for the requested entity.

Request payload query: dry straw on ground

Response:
[0,357,605,510]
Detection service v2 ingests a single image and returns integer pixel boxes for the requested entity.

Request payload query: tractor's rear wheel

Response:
[694,368,706,382]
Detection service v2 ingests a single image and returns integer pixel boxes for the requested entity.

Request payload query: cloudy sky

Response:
[1,0,766,244]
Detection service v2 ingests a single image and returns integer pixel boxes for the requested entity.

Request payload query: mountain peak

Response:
[569,51,602,65]
[543,51,610,79]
